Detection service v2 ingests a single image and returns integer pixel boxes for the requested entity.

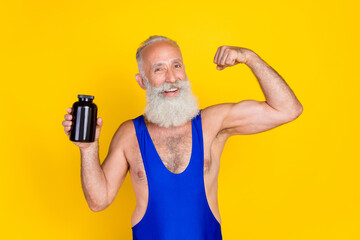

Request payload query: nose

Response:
[165,68,177,83]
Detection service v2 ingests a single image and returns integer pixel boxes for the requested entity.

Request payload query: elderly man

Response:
[62,35,302,240]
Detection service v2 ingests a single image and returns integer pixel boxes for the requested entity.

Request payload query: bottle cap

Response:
[78,94,94,99]
[78,94,94,102]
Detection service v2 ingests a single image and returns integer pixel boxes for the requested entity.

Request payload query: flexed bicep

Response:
[220,100,295,136]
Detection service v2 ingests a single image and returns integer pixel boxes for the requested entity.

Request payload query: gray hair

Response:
[136,35,180,80]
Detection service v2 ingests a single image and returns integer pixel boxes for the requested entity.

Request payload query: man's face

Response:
[138,40,199,128]
[141,41,186,97]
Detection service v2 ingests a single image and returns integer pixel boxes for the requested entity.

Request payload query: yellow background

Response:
[1,0,359,239]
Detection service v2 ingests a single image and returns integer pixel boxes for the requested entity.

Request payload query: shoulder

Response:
[109,118,137,150]
[201,104,233,140]
[201,104,233,121]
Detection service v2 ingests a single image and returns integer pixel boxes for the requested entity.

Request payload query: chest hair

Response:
[152,131,192,174]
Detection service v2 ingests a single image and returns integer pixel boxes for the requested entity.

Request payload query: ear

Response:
[135,73,147,90]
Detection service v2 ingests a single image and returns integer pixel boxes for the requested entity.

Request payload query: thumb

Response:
[97,117,103,127]
[94,117,103,140]
[216,65,226,71]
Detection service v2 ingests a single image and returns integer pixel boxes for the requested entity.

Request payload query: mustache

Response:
[147,80,188,95]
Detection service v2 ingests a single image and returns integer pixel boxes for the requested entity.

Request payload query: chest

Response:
[127,123,214,181]
[151,132,192,174]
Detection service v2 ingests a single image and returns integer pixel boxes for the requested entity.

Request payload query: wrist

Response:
[244,49,259,66]
[79,141,99,154]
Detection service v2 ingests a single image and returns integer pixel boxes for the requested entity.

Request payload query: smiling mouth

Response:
[163,87,179,96]
[164,87,178,93]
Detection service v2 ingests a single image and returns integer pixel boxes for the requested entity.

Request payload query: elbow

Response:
[294,103,304,118]
[88,200,109,212]
[89,203,107,212]
[87,185,111,212]
[286,103,303,122]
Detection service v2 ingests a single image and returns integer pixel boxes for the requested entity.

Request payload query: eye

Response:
[174,64,182,68]
[154,68,162,72]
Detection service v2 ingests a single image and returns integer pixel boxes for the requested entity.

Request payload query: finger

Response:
[64,114,72,121]
[225,53,236,65]
[227,50,238,65]
[67,107,73,114]
[220,49,230,66]
[216,65,226,71]
[97,117,103,127]
[94,118,103,140]
[62,120,72,127]
[214,47,220,64]
[64,126,71,133]
[217,47,226,65]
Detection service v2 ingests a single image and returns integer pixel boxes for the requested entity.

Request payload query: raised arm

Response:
[206,46,303,137]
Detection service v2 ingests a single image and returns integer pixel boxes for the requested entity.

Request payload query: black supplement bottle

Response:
[70,94,97,142]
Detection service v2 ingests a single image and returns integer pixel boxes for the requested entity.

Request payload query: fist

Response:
[213,46,251,70]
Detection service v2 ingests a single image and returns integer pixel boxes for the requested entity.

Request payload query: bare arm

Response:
[63,108,129,212]
[80,122,129,212]
[80,142,108,211]
[208,46,303,137]
[244,49,302,116]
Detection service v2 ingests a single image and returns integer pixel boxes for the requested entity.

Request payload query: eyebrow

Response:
[151,58,183,69]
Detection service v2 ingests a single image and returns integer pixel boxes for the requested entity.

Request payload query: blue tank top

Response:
[132,112,222,240]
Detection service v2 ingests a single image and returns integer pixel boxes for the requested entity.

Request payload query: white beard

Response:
[144,77,199,128]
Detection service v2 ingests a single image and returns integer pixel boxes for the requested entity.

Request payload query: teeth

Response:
[165,88,178,92]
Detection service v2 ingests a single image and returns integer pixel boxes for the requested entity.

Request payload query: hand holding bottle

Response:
[62,107,103,150]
